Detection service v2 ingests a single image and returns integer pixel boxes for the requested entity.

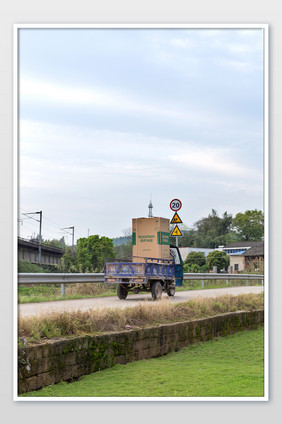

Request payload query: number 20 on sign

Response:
[170,199,182,212]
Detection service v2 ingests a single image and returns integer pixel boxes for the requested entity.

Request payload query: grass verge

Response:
[18,293,264,343]
[20,327,264,397]
[18,283,117,303]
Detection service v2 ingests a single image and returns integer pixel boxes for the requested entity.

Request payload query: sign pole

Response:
[170,199,183,247]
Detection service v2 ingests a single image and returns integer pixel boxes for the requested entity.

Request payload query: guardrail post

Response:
[246,279,249,286]
[201,279,204,288]
[226,279,229,285]
[262,279,264,286]
[61,284,65,296]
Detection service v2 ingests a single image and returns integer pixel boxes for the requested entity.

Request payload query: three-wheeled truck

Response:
[104,244,183,300]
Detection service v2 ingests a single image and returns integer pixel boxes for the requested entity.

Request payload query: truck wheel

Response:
[151,281,162,300]
[167,287,175,297]
[117,284,128,300]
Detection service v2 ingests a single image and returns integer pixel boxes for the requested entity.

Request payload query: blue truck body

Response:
[104,245,183,300]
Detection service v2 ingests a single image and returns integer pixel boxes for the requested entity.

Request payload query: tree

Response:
[59,246,78,272]
[114,241,132,259]
[43,236,66,249]
[206,250,230,271]
[185,251,206,267]
[177,227,197,247]
[31,235,66,249]
[232,210,264,241]
[193,209,233,248]
[76,235,114,272]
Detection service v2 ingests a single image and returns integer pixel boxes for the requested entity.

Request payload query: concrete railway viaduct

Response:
[18,238,65,267]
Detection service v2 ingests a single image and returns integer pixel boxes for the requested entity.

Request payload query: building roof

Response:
[222,241,264,257]
[242,242,264,257]
[223,241,261,249]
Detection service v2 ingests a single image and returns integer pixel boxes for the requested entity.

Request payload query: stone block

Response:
[18,379,27,394]
[63,351,77,367]
[40,371,56,387]
[71,364,83,379]
[62,367,73,381]
[25,375,40,392]
[114,355,126,365]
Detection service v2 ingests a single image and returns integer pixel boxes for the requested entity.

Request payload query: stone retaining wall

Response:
[18,309,264,394]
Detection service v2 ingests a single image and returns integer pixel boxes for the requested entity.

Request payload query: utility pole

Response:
[23,211,42,265]
[38,211,42,263]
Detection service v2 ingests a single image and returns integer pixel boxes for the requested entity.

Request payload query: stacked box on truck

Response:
[132,217,170,261]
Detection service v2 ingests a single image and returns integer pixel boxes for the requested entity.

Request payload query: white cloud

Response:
[225,43,258,54]
[20,119,262,194]
[170,148,262,180]
[20,77,220,128]
[198,29,223,38]
[215,58,261,73]
[20,79,114,107]
[169,38,194,48]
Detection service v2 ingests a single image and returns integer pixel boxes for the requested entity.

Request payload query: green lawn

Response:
[21,327,264,398]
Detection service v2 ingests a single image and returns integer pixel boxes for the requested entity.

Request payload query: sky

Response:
[18,26,265,244]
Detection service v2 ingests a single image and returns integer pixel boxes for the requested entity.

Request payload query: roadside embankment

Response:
[18,295,264,394]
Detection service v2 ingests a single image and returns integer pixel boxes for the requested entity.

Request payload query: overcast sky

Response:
[18,27,265,244]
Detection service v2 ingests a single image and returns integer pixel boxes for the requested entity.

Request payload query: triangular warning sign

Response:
[170,212,182,224]
[170,225,183,237]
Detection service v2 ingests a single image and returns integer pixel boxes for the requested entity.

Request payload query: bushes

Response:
[18,260,44,273]
[184,251,208,273]
[183,263,209,273]
[59,235,115,273]
[185,251,206,267]
[206,250,230,271]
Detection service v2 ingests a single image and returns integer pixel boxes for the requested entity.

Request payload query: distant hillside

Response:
[112,236,131,246]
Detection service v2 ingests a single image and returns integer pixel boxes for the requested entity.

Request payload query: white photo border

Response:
[13,22,269,402]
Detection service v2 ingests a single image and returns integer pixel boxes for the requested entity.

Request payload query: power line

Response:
[19,208,75,240]
[20,209,68,233]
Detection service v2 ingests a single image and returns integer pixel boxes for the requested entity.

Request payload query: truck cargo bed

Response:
[104,257,175,285]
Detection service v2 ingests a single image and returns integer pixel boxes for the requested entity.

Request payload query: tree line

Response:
[19,208,263,273]
[172,209,264,248]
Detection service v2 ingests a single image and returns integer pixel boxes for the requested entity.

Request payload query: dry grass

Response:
[65,283,115,296]
[18,293,264,343]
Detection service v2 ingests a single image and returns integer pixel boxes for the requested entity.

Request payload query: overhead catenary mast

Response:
[22,211,42,265]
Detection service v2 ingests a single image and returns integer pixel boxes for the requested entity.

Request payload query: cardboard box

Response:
[132,217,170,261]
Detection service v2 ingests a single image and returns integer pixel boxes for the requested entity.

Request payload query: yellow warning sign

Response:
[170,212,182,224]
[170,225,183,237]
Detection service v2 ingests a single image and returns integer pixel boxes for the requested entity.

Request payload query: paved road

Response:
[18,286,264,318]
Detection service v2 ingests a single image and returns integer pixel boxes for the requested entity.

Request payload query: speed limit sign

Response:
[170,199,182,211]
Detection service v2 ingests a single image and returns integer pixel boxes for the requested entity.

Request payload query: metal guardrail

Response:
[18,273,104,295]
[18,272,264,295]
[18,273,104,284]
[183,272,264,289]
